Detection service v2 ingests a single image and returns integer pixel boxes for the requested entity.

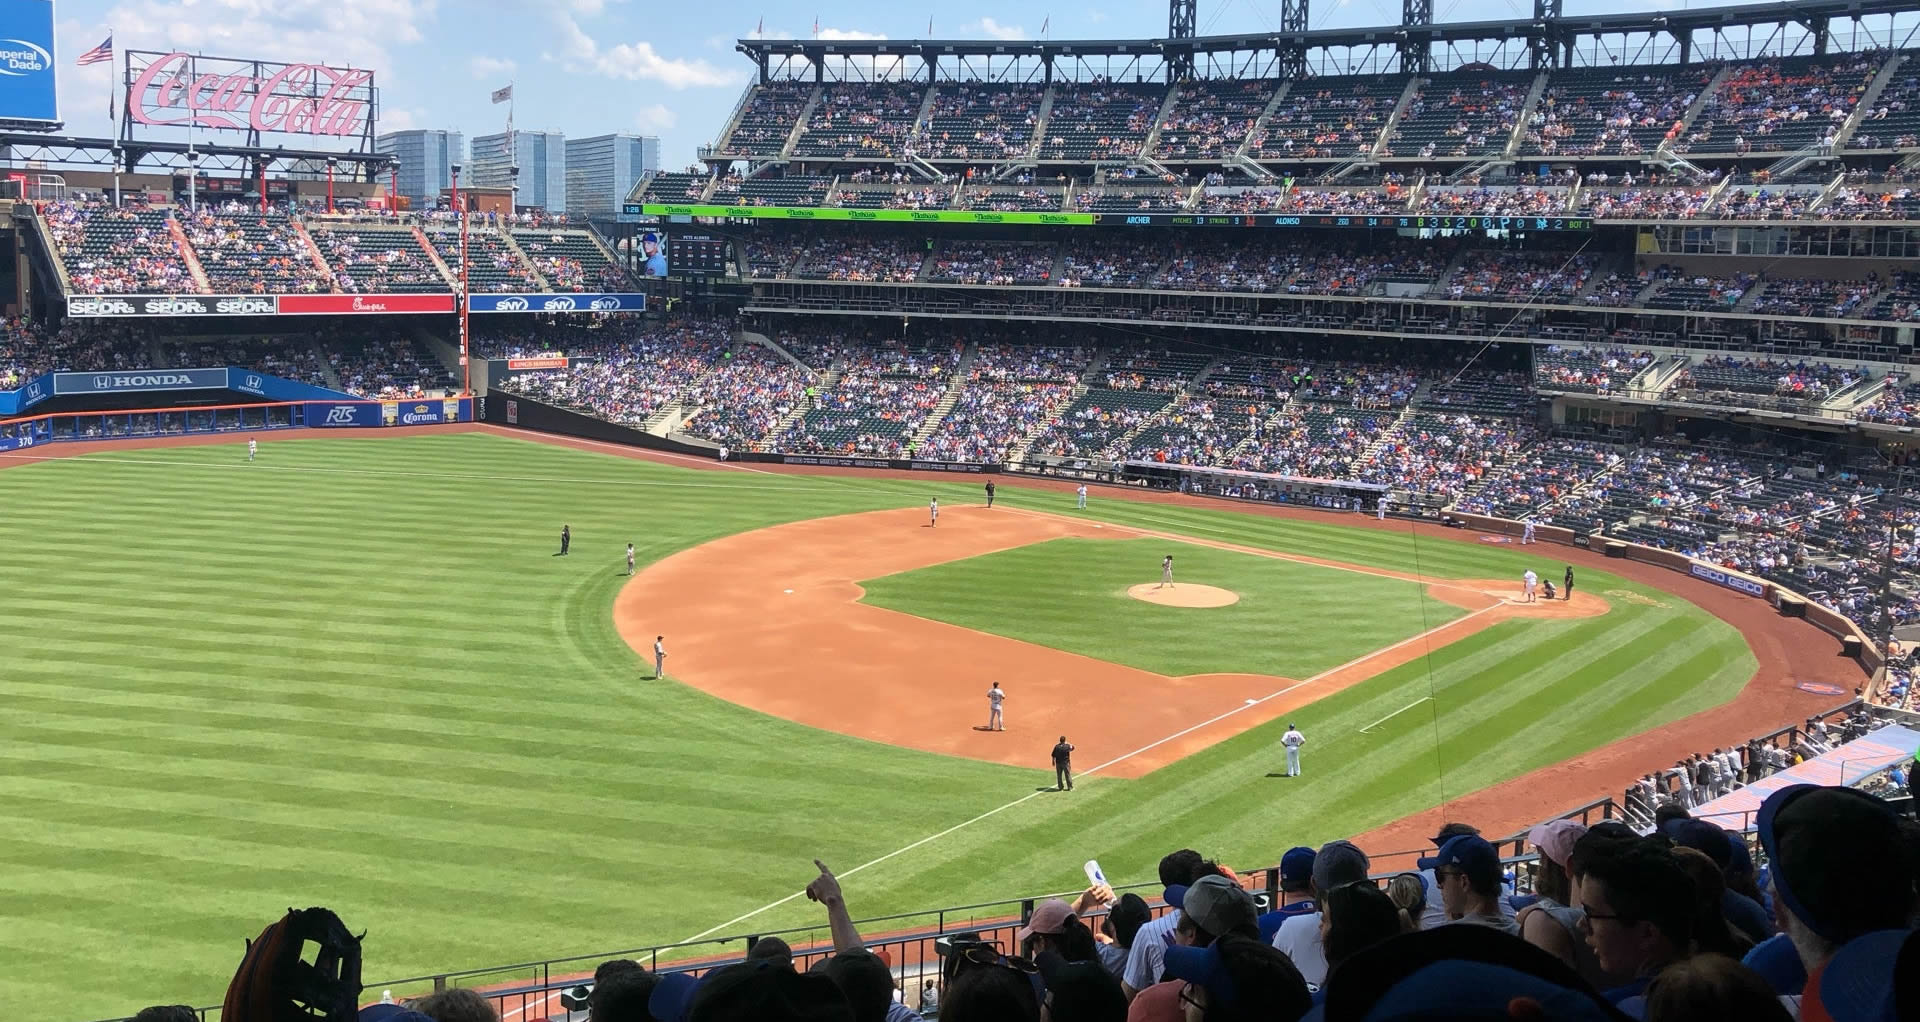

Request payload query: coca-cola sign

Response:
[126,51,376,138]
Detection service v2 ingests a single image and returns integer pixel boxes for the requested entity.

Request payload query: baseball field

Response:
[0,428,1794,1017]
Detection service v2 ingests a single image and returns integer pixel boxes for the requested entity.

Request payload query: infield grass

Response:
[0,432,1754,1018]
[860,537,1468,678]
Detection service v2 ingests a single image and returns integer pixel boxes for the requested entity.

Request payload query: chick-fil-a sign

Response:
[127,52,374,137]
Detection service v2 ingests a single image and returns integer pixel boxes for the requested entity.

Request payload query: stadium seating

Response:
[510,230,632,292]
[638,171,711,202]
[1685,55,1876,155]
[717,81,812,157]
[183,208,334,294]
[918,84,1044,162]
[713,174,835,207]
[422,225,542,292]
[1383,70,1531,159]
[680,344,814,448]
[1522,65,1717,157]
[1258,74,1399,159]
[925,242,1055,285]
[1039,83,1164,162]
[44,203,197,294]
[1533,346,1653,394]
[790,83,924,161]
[1154,79,1275,160]
[308,226,450,293]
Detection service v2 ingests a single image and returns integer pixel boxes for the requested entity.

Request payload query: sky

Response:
[38,0,1906,169]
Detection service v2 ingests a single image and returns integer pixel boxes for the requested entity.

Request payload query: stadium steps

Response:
[779,86,827,162]
[1502,72,1551,159]
[315,347,346,392]
[166,216,214,293]
[1371,76,1427,158]
[738,329,814,373]
[1809,170,1850,216]
[907,343,977,448]
[1731,281,1768,313]
[23,206,75,296]
[1138,84,1183,161]
[1832,51,1906,152]
[291,221,337,284]
[1663,63,1735,157]
[1626,354,1692,399]
[1222,396,1305,463]
[1821,374,1892,416]
[411,226,459,286]
[1230,82,1290,181]
[499,232,553,290]
[766,362,845,444]
[1008,348,1109,465]
[1352,391,1423,465]
[1102,356,1225,459]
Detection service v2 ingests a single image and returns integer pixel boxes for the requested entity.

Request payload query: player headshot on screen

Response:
[641,233,668,277]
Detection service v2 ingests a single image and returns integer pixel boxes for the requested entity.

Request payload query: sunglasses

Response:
[960,946,1039,974]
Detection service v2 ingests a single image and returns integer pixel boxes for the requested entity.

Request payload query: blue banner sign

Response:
[467,293,648,314]
[305,401,383,427]
[0,0,58,124]
[53,368,231,395]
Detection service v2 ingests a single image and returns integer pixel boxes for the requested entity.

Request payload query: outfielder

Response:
[626,543,636,576]
[1157,555,1174,589]
[560,525,571,556]
[1522,569,1538,603]
[247,438,257,462]
[929,497,940,528]
[1076,484,1088,509]
[1281,723,1306,777]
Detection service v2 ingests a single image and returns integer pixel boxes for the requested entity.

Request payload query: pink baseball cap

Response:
[1015,898,1077,941]
[1528,819,1588,870]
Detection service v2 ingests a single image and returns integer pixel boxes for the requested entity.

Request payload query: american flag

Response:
[75,34,113,66]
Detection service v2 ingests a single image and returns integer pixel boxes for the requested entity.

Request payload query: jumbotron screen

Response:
[669,235,729,275]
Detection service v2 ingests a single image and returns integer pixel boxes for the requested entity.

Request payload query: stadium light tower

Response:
[1168,0,1196,80]
[450,163,471,397]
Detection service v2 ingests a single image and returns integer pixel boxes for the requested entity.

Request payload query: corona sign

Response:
[124,51,376,138]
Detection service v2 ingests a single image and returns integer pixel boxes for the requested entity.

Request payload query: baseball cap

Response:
[1757,784,1911,945]
[1168,874,1257,939]
[1034,954,1126,1020]
[1280,846,1318,891]
[1163,941,1238,1007]
[650,971,706,1022]
[1661,818,1734,870]
[687,960,853,1022]
[1811,928,1920,1022]
[1313,840,1371,893]
[1418,834,1501,888]
[357,1009,431,1022]
[1527,819,1587,870]
[1015,898,1076,941]
[1321,925,1631,1022]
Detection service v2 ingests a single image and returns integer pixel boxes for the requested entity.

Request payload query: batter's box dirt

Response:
[1605,588,1672,608]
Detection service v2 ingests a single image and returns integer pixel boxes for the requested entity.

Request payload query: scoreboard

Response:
[669,235,730,275]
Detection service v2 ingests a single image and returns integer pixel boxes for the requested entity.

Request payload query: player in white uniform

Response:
[1522,569,1538,603]
[1522,519,1536,544]
[626,543,635,576]
[1377,496,1388,521]
[1281,724,1306,776]
[1076,484,1088,509]
[248,439,257,462]
[929,498,940,527]
[653,636,667,679]
[987,682,1005,731]
[1157,555,1174,589]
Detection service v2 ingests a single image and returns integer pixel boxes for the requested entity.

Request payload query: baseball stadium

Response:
[4,0,1920,1019]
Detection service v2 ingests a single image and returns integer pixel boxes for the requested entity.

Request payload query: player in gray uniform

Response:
[929,498,940,528]
[653,635,666,679]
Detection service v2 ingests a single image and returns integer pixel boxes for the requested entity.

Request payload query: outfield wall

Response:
[0,398,474,453]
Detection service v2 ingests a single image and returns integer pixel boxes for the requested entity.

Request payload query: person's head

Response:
[1158,849,1209,888]
[1759,784,1915,970]
[1568,822,1639,891]
[1162,932,1311,1022]
[1278,847,1316,895]
[1169,875,1259,946]
[406,988,497,1022]
[1642,954,1794,1022]
[1429,822,1482,847]
[656,634,663,642]
[1018,899,1100,962]
[1385,872,1428,930]
[1035,956,1126,1022]
[1529,819,1588,905]
[1320,881,1406,976]
[1059,735,1067,744]
[939,931,992,986]
[1104,893,1152,949]
[748,936,794,968]
[1667,847,1751,959]
[942,960,1041,1022]
[132,1008,197,1022]
[1311,839,1371,898]
[586,964,658,1022]
[1420,834,1503,918]
[1579,840,1696,979]
[811,950,894,1022]
[1653,803,1692,828]
[687,960,852,1022]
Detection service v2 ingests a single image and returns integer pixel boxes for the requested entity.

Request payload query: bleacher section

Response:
[717,82,812,157]
[422,224,541,292]
[307,226,449,293]
[918,84,1044,162]
[1155,79,1276,161]
[1385,70,1531,159]
[790,83,924,161]
[1040,83,1163,162]
[510,230,632,292]
[1523,65,1716,157]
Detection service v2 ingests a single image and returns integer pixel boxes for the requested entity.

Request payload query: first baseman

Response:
[1522,519,1536,544]
[1076,484,1088,509]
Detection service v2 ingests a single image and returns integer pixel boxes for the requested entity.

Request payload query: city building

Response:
[374,129,465,208]
[564,134,660,220]
[471,130,567,214]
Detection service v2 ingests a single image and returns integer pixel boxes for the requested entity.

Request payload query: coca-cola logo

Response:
[128,52,373,137]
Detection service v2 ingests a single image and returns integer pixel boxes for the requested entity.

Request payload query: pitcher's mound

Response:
[1127,583,1241,608]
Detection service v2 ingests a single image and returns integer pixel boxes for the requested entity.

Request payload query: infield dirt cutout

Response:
[614,504,1608,778]
[1127,583,1241,607]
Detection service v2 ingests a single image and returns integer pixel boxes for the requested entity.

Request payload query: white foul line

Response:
[1358,695,1433,734]
[675,600,1501,944]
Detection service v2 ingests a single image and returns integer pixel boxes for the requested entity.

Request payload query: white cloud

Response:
[816,27,888,40]
[469,56,517,79]
[383,107,420,131]
[634,103,677,132]
[570,0,607,13]
[1087,9,1109,22]
[555,14,744,89]
[103,0,435,75]
[967,17,1028,40]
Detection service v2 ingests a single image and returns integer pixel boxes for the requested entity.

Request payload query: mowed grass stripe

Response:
[0,432,1757,1017]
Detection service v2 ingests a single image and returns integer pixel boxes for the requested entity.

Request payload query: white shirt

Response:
[248,440,257,451]
[1417,871,1519,929]
[1124,910,1180,990]
[627,547,635,562]
[1271,911,1328,987]
[1524,570,1538,586]
[988,687,1004,708]
[654,641,665,658]
[1282,728,1305,748]
[1078,485,1088,496]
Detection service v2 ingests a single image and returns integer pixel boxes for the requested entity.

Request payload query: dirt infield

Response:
[1126,583,1242,607]
[7,425,1864,846]
[613,504,1616,778]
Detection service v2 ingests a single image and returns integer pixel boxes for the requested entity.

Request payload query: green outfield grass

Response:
[0,432,1755,1018]
[861,537,1468,677]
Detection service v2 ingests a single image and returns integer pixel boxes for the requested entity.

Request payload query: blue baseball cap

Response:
[649,971,705,1022]
[1322,925,1630,1021]
[358,1008,432,1022]
[1811,928,1919,1022]
[1417,834,1501,886]
[1280,846,1318,890]
[1164,941,1237,1007]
